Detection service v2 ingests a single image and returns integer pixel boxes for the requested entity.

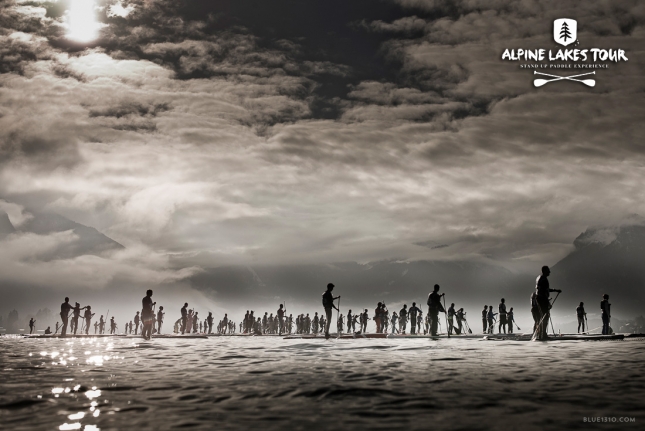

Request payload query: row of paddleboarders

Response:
[239,308,366,335]
[574,296,612,334]
[316,268,612,340]
[530,266,612,339]
[53,294,230,337]
[238,283,454,337]
[240,305,288,335]
[45,266,612,340]
[56,290,160,339]
[481,301,517,334]
[175,303,233,335]
[317,283,450,337]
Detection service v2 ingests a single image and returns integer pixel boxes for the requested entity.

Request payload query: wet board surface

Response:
[483,334,625,341]
[283,333,516,340]
[22,334,209,339]
[284,333,387,340]
[23,334,127,339]
[386,333,520,339]
[124,335,208,339]
[208,333,288,337]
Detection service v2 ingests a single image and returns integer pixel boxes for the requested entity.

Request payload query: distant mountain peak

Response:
[552,216,645,316]
[573,215,645,250]
[0,211,16,238]
[17,211,124,258]
[573,227,618,249]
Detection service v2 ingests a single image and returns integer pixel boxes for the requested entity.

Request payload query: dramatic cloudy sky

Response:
[1,0,644,317]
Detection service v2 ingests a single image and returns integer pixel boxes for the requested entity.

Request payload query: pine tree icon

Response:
[560,22,572,41]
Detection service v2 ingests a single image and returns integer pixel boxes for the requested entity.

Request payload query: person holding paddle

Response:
[534,266,561,340]
[447,303,456,335]
[141,289,156,340]
[60,297,72,336]
[322,283,340,338]
[110,316,117,334]
[456,308,465,334]
[83,306,94,335]
[409,302,421,335]
[277,304,286,335]
[374,302,383,333]
[507,307,515,333]
[601,294,611,335]
[577,302,587,333]
[498,299,508,334]
[71,303,88,335]
[399,304,408,334]
[427,284,446,336]
[487,305,496,334]
[157,306,165,334]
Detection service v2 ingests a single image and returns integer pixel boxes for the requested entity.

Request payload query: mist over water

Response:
[1,336,643,430]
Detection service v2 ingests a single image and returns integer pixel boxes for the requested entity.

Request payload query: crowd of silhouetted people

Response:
[16,265,617,340]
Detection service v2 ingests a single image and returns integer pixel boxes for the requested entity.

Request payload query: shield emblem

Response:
[554,19,577,46]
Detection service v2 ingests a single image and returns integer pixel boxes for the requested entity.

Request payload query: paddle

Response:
[146,302,156,339]
[549,292,561,336]
[442,294,450,338]
[105,309,110,335]
[533,71,596,87]
[463,317,473,334]
[531,291,561,341]
[336,296,341,339]
[584,315,589,334]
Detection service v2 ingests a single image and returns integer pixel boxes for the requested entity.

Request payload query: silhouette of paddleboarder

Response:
[322,283,340,338]
[60,297,72,336]
[141,289,155,340]
[427,284,446,336]
[534,266,561,340]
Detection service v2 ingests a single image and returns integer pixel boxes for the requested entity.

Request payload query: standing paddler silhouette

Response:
[427,284,446,336]
[322,283,340,339]
[141,289,155,340]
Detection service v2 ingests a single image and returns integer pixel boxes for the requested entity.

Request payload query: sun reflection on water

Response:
[43,339,109,431]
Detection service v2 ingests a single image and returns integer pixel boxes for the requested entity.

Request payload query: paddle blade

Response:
[582,79,596,87]
[533,79,549,87]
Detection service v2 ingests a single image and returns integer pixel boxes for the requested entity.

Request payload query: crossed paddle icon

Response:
[533,71,596,87]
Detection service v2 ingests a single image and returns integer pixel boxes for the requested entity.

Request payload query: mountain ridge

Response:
[1,210,124,258]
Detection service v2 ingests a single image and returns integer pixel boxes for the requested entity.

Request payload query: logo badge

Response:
[553,19,577,46]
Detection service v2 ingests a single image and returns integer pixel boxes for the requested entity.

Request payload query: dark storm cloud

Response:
[0,0,644,311]
[88,101,170,118]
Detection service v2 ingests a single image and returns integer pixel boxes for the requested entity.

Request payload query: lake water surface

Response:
[1,336,643,430]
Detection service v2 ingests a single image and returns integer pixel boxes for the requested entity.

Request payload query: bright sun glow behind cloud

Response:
[66,0,100,42]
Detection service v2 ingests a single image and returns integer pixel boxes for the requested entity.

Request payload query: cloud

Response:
[0,0,644,309]
[0,230,200,289]
[107,1,135,19]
